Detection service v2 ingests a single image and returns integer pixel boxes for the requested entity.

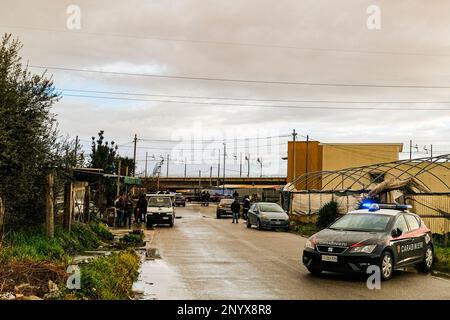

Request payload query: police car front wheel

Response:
[380,251,393,281]
[307,267,322,275]
[418,245,434,272]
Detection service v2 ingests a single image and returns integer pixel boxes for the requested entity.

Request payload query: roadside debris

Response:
[0,261,66,299]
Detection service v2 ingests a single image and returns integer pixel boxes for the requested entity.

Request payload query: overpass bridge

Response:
[142,176,287,191]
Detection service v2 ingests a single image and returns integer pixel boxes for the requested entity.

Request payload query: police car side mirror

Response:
[391,228,403,238]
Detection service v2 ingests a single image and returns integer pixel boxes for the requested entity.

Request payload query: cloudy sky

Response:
[1,0,450,176]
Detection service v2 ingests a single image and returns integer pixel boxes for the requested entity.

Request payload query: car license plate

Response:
[321,255,338,262]
[162,217,169,220]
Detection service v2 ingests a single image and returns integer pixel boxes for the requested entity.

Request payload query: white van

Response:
[146,194,175,227]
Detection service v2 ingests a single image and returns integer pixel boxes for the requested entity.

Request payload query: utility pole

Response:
[157,159,163,192]
[117,159,121,197]
[199,170,202,188]
[184,157,187,177]
[133,134,137,177]
[292,129,298,182]
[240,152,242,177]
[409,140,418,161]
[166,154,170,177]
[257,157,263,177]
[145,152,148,178]
[217,149,221,187]
[409,140,412,161]
[245,154,250,177]
[74,135,79,167]
[223,143,226,195]
[424,144,434,162]
[210,166,213,186]
[305,135,309,189]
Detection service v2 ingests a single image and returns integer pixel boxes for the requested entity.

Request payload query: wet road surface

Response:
[135,204,450,300]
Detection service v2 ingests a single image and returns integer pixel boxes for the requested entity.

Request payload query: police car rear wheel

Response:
[419,245,433,272]
[380,251,393,280]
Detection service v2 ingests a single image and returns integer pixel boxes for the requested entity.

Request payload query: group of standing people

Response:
[115,192,148,227]
[200,191,211,206]
[231,194,251,224]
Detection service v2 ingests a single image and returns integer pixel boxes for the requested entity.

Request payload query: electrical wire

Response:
[28,65,450,90]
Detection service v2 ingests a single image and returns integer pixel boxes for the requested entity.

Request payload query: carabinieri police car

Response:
[302,203,434,280]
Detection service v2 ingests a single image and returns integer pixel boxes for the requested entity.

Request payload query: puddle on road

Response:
[72,250,112,264]
[132,250,191,300]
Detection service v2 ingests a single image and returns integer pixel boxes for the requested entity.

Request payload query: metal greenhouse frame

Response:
[286,154,450,193]
[285,154,450,235]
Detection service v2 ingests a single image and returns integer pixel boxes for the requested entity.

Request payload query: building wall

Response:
[321,143,403,171]
[287,141,403,190]
[287,141,322,189]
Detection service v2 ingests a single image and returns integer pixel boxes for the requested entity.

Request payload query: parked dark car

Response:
[302,204,434,280]
[174,193,186,207]
[216,198,234,218]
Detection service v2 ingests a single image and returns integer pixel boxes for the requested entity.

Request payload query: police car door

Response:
[391,214,411,265]
[404,214,425,263]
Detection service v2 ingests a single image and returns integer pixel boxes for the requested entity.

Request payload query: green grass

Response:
[119,232,145,248]
[434,245,450,271]
[0,221,113,263]
[66,250,140,300]
[290,223,319,238]
[0,222,140,300]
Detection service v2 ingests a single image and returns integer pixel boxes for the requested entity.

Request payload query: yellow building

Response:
[287,141,403,189]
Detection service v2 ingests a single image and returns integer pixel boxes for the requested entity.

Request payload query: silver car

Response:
[246,202,289,231]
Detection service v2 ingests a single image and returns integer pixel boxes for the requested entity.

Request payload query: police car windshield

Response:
[330,214,391,232]
[148,197,171,207]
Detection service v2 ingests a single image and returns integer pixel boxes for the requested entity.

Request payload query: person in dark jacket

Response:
[123,195,133,228]
[135,194,147,224]
[139,194,148,224]
[231,198,241,224]
[115,193,125,227]
[205,191,210,206]
[242,195,250,220]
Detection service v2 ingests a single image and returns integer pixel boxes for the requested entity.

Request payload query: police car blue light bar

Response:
[365,203,412,211]
[361,200,376,209]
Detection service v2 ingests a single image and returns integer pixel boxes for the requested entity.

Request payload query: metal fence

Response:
[406,193,450,234]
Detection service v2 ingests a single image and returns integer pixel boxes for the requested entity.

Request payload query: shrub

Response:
[316,201,340,229]
[76,250,140,300]
[292,223,318,237]
[71,223,100,249]
[0,222,108,263]
[119,232,144,248]
[89,221,114,241]
[434,246,450,270]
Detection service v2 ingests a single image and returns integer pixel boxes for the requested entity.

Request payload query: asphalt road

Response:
[136,204,450,300]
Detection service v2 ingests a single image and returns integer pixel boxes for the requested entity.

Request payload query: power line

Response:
[5,24,450,58]
[60,93,450,111]
[122,142,288,151]
[59,88,450,104]
[28,65,450,90]
[77,134,290,144]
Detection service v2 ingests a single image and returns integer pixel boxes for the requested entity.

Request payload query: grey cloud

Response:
[1,0,450,175]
